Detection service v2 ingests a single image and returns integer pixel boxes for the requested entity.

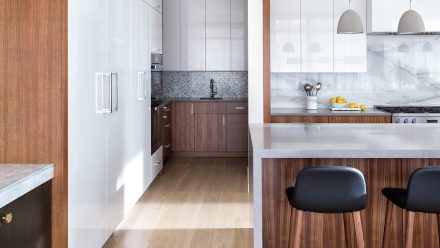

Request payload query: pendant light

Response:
[397,0,425,34]
[337,0,364,34]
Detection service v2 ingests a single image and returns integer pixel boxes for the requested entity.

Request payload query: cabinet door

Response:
[301,0,333,72]
[412,0,440,32]
[68,0,108,246]
[150,6,162,54]
[206,0,231,71]
[150,0,163,13]
[195,114,226,152]
[226,114,248,152]
[334,0,366,72]
[367,0,406,33]
[107,0,132,236]
[172,102,195,151]
[270,0,301,72]
[231,0,247,71]
[163,0,180,70]
[181,0,205,70]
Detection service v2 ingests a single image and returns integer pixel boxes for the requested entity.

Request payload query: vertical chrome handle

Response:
[96,73,112,114]
[191,103,194,115]
[223,114,225,126]
[110,73,118,112]
[137,72,146,101]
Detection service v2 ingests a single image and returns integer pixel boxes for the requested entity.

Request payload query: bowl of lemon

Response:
[330,96,347,108]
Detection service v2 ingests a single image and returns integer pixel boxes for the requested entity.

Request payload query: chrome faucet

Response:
[210,79,218,98]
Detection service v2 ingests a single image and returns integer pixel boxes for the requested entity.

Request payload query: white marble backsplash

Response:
[272,35,440,109]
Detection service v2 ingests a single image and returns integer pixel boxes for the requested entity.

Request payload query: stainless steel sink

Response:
[199,97,223,100]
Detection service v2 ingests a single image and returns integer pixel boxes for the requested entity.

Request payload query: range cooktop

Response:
[375,106,440,114]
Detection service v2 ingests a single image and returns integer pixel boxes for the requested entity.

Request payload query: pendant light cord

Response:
[410,0,412,9]
[348,0,352,9]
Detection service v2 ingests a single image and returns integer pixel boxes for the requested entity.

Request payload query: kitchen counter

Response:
[0,164,54,208]
[249,123,440,248]
[271,108,391,116]
[162,97,248,103]
[249,123,440,158]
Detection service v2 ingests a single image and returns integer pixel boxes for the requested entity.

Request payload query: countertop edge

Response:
[271,108,392,117]
[0,164,54,209]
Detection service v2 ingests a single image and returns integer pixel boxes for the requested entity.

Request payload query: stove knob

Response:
[395,118,401,123]
[404,118,409,123]
[412,118,417,124]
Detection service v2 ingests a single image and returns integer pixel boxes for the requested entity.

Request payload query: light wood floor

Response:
[103,157,253,248]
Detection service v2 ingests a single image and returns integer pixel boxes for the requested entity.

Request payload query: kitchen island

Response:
[249,123,440,248]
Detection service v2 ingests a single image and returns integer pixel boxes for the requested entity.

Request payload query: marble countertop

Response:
[249,123,440,158]
[271,108,391,116]
[0,164,54,208]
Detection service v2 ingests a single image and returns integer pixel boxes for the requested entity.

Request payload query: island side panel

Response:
[261,158,440,248]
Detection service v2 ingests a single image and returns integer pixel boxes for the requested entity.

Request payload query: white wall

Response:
[248,0,264,124]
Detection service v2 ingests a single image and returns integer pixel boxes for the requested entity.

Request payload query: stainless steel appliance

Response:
[375,106,440,124]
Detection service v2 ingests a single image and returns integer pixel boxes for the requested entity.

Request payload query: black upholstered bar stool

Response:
[285,166,367,248]
[382,167,440,248]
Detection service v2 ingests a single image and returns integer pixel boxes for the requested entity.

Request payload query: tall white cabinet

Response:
[270,0,367,73]
[68,0,155,247]
[163,0,248,71]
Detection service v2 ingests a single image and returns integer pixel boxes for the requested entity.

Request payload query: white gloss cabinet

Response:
[368,0,440,33]
[270,0,301,73]
[334,0,367,72]
[150,7,163,54]
[206,0,231,71]
[180,0,206,71]
[301,0,334,72]
[68,0,153,247]
[231,0,248,71]
[163,0,180,70]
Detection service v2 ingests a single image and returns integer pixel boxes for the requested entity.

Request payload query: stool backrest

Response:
[293,166,367,213]
[406,166,440,213]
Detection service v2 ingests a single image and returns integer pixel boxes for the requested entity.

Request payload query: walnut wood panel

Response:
[225,102,248,114]
[263,0,271,123]
[171,152,247,158]
[194,102,226,114]
[172,102,195,152]
[262,158,440,248]
[161,103,172,160]
[328,116,392,123]
[271,116,329,123]
[195,114,226,152]
[0,0,67,247]
[226,114,248,152]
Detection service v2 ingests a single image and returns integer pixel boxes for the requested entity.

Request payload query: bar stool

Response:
[382,167,440,248]
[285,166,367,248]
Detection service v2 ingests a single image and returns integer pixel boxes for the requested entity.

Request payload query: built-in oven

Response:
[151,53,163,155]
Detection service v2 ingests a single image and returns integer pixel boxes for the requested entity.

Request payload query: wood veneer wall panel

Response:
[0,0,68,247]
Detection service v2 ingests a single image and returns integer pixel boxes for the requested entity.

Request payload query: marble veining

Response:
[0,164,54,208]
[162,71,248,98]
[272,35,440,109]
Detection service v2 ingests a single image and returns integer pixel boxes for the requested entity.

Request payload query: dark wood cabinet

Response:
[0,182,51,248]
[161,103,172,160]
[226,114,248,152]
[172,102,195,152]
[195,114,226,152]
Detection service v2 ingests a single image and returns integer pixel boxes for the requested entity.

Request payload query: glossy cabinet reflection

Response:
[181,0,206,71]
[206,0,231,71]
[270,0,301,72]
[163,0,180,70]
[231,0,248,71]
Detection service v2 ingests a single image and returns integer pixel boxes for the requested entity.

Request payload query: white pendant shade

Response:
[337,9,364,34]
[397,9,425,34]
[283,41,295,53]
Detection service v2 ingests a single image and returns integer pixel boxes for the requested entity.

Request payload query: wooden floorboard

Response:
[103,157,252,248]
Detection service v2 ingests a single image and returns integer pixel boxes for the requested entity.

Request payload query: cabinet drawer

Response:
[226,102,248,113]
[195,102,226,114]
[226,114,248,128]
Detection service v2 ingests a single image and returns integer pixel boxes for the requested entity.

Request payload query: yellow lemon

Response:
[360,104,366,111]
[336,96,342,101]
[330,98,336,103]
[336,99,345,104]
[348,103,358,108]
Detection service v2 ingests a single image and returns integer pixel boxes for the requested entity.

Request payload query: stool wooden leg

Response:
[352,211,365,248]
[405,211,415,248]
[437,214,440,247]
[343,213,353,248]
[382,200,394,248]
[292,210,303,248]
[288,208,294,247]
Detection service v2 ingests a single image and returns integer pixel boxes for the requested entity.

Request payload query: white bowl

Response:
[331,102,347,108]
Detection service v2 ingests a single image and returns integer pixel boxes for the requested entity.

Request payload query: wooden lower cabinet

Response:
[0,182,51,247]
[172,102,195,152]
[261,158,440,248]
[272,115,391,123]
[195,114,226,152]
[226,114,248,152]
[161,103,172,160]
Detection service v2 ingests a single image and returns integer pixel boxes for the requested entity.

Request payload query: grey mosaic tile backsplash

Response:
[162,71,248,98]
